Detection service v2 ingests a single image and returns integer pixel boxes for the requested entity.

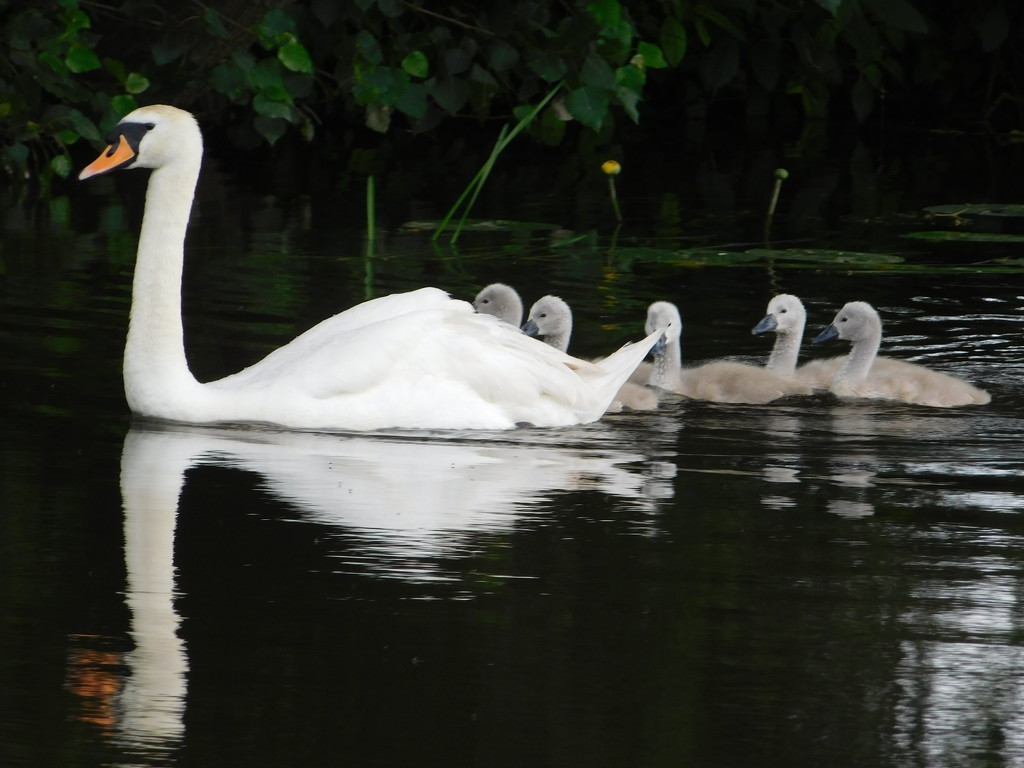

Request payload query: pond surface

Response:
[3,133,1024,768]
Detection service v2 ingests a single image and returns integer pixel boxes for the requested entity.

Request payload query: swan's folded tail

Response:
[577,327,664,411]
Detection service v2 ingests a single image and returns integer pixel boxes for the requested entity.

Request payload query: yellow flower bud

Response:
[601,160,621,176]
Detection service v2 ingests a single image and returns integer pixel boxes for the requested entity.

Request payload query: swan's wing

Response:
[211,297,633,426]
[795,356,845,389]
[680,361,813,404]
[862,358,991,407]
[210,287,464,391]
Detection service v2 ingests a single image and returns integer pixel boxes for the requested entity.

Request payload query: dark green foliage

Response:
[2,0,1024,191]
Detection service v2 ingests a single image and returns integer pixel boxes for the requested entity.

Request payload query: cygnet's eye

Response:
[840,316,848,323]
[780,308,788,314]
[539,313,547,318]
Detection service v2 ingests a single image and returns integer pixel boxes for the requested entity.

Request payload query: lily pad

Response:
[902,230,1024,243]
[745,248,904,265]
[400,218,562,233]
[668,248,764,266]
[925,203,1024,218]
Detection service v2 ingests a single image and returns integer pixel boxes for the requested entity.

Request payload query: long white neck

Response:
[124,159,204,417]
[765,327,802,375]
[649,335,683,389]
[837,325,881,385]
[548,325,571,354]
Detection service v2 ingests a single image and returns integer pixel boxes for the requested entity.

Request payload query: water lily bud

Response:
[602,160,621,176]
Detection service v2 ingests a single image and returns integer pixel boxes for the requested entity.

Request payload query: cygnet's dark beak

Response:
[812,324,839,344]
[521,319,540,338]
[752,314,777,334]
[651,332,667,357]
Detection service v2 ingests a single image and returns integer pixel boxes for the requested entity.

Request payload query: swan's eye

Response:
[539,313,547,318]
[780,308,787,314]
[840,317,848,323]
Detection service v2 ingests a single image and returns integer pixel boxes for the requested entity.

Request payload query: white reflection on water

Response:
[895,544,1024,767]
[114,420,676,762]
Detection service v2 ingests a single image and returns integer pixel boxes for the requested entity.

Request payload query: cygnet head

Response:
[522,295,572,351]
[644,301,681,356]
[473,283,523,326]
[813,301,881,344]
[79,104,202,180]
[752,293,806,336]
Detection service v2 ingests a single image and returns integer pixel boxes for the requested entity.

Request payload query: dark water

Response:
[3,137,1024,768]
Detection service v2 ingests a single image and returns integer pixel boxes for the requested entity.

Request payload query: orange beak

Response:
[79,135,137,180]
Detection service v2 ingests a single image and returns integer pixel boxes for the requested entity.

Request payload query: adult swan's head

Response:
[80,105,203,181]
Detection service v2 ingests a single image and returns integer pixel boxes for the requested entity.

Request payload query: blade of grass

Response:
[434,82,565,244]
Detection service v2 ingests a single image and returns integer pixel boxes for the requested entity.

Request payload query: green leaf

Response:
[443,48,472,75]
[254,116,288,144]
[565,85,610,131]
[488,40,519,72]
[151,39,186,66]
[104,58,126,82]
[401,51,429,78]
[253,93,294,120]
[636,41,668,69]
[694,18,711,47]
[660,17,687,66]
[430,75,470,113]
[125,72,150,94]
[38,52,69,77]
[527,50,568,82]
[355,30,382,65]
[250,58,290,101]
[65,43,101,73]
[260,8,296,38]
[863,0,928,34]
[111,95,139,116]
[67,109,102,143]
[203,8,230,39]
[699,38,740,91]
[5,143,29,170]
[377,0,403,18]
[587,0,622,27]
[615,64,644,122]
[212,63,249,100]
[49,154,72,179]
[815,0,843,15]
[975,6,1009,52]
[581,53,615,89]
[278,41,313,73]
[394,82,428,118]
[695,5,747,41]
[749,39,780,91]
[851,74,874,122]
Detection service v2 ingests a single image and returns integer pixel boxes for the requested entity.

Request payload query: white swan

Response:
[811,301,991,407]
[645,301,813,403]
[473,282,523,326]
[78,105,661,431]
[523,295,659,412]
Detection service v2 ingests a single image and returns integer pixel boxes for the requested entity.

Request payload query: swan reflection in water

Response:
[114,420,677,761]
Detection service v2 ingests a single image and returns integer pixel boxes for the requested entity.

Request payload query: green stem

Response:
[607,176,622,222]
[434,81,565,243]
